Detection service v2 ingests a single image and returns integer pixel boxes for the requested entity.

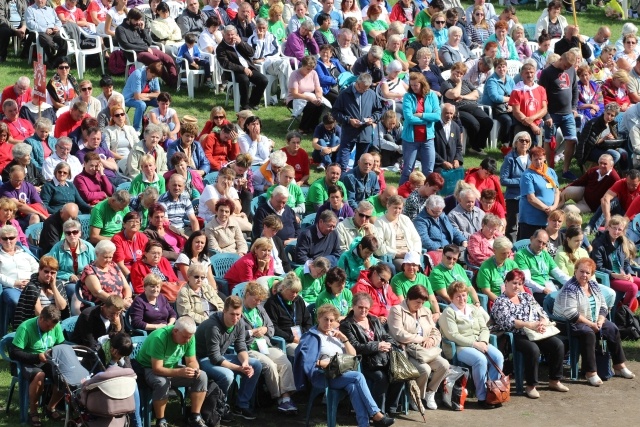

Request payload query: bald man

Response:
[340,153,380,210]
[41,203,79,254]
[367,185,398,218]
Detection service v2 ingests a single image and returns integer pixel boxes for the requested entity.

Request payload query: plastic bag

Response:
[442,366,469,411]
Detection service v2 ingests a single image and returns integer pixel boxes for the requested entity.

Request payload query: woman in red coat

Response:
[350,264,400,323]
[464,158,506,211]
[130,240,180,296]
[601,71,631,113]
[224,237,275,293]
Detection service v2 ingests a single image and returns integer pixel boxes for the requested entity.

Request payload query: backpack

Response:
[614,304,640,341]
[201,380,229,427]
[108,50,127,76]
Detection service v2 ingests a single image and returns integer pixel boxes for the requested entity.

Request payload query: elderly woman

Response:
[534,0,567,39]
[0,224,39,325]
[615,34,639,72]
[284,19,319,62]
[440,281,504,409]
[128,273,177,332]
[164,152,205,199]
[224,237,275,293]
[373,195,421,271]
[485,21,518,60]
[467,214,503,267]
[166,122,211,176]
[205,198,248,255]
[73,151,114,206]
[110,211,149,278]
[579,103,627,168]
[576,65,604,122]
[129,154,166,197]
[295,303,395,427]
[24,118,57,171]
[129,186,160,229]
[0,198,28,247]
[388,285,449,410]
[500,132,532,241]
[491,269,568,398]
[144,203,186,261]
[295,257,330,304]
[554,257,635,385]
[315,44,345,104]
[481,58,515,146]
[410,48,444,98]
[339,236,380,288]
[286,56,327,134]
[13,256,70,329]
[414,195,467,253]
[78,240,132,308]
[129,240,180,297]
[40,162,92,215]
[315,267,353,319]
[241,281,298,413]
[338,292,402,412]
[543,209,565,257]
[238,116,273,165]
[175,230,217,287]
[380,61,408,115]
[476,236,518,303]
[125,124,168,179]
[441,62,493,154]
[382,35,409,77]
[264,271,313,357]
[430,244,482,307]
[601,71,631,112]
[104,105,139,173]
[267,3,286,43]
[518,146,559,240]
[1,143,45,189]
[46,56,79,111]
[176,263,224,324]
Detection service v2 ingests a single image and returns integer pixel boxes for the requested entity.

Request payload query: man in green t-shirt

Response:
[306,164,347,212]
[137,317,208,427]
[366,185,398,218]
[429,245,482,306]
[10,306,66,425]
[88,189,130,245]
[390,252,440,318]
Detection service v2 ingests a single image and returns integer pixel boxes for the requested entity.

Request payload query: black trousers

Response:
[288,100,325,133]
[37,31,67,62]
[517,222,544,241]
[235,68,268,109]
[239,188,253,220]
[458,105,493,150]
[493,111,513,146]
[514,334,565,386]
[0,23,15,58]
[361,367,404,412]
[572,320,626,374]
[505,199,519,243]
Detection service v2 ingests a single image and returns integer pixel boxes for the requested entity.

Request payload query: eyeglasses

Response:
[627,41,638,45]
[42,269,57,274]
[444,255,459,261]
[64,230,80,236]
[1,236,16,241]
[58,65,70,70]
[113,112,126,118]
[126,219,141,224]
[517,138,531,143]
[56,170,69,175]
[475,12,484,16]
[81,87,92,91]
[357,212,372,219]
[213,115,225,119]
[435,20,445,24]
[192,275,206,280]
[376,271,390,284]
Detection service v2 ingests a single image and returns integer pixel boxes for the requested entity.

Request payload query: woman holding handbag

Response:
[387,285,449,410]
[490,269,568,399]
[439,281,503,409]
[339,292,404,414]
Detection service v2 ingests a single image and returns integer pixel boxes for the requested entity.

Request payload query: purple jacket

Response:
[73,171,114,204]
[284,30,319,62]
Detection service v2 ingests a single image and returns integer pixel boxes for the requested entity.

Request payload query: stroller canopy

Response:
[49,344,92,387]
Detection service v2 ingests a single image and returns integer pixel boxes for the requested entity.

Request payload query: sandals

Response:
[44,406,64,421]
[29,412,42,427]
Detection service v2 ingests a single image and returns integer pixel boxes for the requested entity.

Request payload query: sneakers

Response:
[562,171,578,181]
[277,400,298,413]
[221,406,234,423]
[155,419,168,427]
[233,407,257,420]
[317,163,326,172]
[187,416,207,427]
[205,80,215,89]
[424,391,437,410]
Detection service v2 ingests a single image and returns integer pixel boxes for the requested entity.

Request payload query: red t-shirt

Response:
[0,141,14,171]
[2,118,34,142]
[398,181,414,198]
[112,231,150,270]
[611,178,640,211]
[85,0,107,22]
[413,95,427,142]
[54,112,87,138]
[508,86,548,125]
[1,85,32,109]
[281,147,310,183]
[483,201,506,219]
[55,5,86,22]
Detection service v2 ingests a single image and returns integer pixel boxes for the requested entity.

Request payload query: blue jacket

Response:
[413,208,466,251]
[315,58,346,95]
[24,135,57,170]
[401,91,441,143]
[293,327,328,390]
[166,139,211,173]
[47,239,96,281]
[122,66,161,101]
[332,83,383,145]
[340,167,380,210]
[484,34,519,60]
[499,149,531,200]
[481,72,515,106]
[176,43,202,63]
[591,231,632,276]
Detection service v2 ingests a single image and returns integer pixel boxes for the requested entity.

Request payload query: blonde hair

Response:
[564,210,582,226]
[278,271,302,293]
[608,215,636,261]
[244,281,268,299]
[139,154,155,167]
[408,170,426,185]
[251,237,273,252]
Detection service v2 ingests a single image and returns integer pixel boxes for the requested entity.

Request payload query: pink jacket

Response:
[73,171,114,205]
[467,231,495,267]
[224,252,274,293]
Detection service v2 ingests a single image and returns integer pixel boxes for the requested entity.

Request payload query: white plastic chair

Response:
[470,47,482,59]
[167,0,185,19]
[280,41,300,71]
[255,62,278,107]
[61,29,105,79]
[122,49,144,81]
[11,22,21,56]
[26,32,44,64]
[478,104,498,149]
[441,69,451,80]
[200,52,222,93]
[217,58,242,112]
[375,84,397,114]
[176,45,206,98]
[528,41,539,53]
[506,60,521,78]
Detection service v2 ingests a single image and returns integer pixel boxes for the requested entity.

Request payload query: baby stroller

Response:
[47,344,137,427]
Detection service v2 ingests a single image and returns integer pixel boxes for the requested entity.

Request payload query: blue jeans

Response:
[199,355,262,409]
[587,197,622,229]
[326,370,379,427]
[588,146,628,169]
[337,139,370,171]
[312,135,340,165]
[456,344,504,401]
[131,386,142,427]
[3,287,20,327]
[543,113,577,142]
[125,98,159,131]
[400,139,434,185]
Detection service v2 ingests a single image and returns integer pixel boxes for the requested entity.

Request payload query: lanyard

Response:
[243,306,261,328]
[376,287,389,309]
[277,294,296,324]
[37,325,52,351]
[331,293,348,315]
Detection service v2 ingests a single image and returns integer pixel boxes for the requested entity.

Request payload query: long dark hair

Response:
[562,225,583,264]
[183,230,209,262]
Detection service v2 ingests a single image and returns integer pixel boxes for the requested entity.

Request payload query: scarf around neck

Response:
[528,162,556,188]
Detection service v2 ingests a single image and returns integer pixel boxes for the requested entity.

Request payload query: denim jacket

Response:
[340,167,380,210]
[500,150,531,200]
[24,135,57,170]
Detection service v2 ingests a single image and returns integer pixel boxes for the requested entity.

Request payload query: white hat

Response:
[402,252,421,266]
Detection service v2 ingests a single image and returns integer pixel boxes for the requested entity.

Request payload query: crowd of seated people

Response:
[4,0,640,426]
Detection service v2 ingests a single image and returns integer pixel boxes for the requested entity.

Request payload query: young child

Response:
[562,209,593,252]
[176,33,214,89]
[266,165,306,215]
[311,113,341,170]
[281,130,310,186]
[374,110,403,170]
[370,150,386,192]
[398,170,425,198]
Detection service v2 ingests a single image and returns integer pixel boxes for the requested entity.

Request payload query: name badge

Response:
[546,183,554,188]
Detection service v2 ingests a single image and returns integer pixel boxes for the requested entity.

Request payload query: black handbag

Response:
[600,138,626,149]
[324,354,362,379]
[596,330,613,380]
[388,347,420,383]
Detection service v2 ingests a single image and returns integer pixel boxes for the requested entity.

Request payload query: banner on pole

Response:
[33,53,46,103]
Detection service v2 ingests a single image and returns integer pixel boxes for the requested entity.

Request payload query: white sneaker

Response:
[424,391,437,410]
[317,163,326,171]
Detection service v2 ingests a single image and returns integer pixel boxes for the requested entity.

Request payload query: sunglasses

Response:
[435,20,445,24]
[475,12,484,15]
[517,138,531,143]
[1,236,16,241]
[113,112,126,118]
[81,87,92,91]
[213,115,226,119]
[627,41,637,45]
[376,271,389,284]
[56,170,69,175]
[444,255,459,261]
[357,212,372,219]
[64,230,80,236]
[58,65,70,70]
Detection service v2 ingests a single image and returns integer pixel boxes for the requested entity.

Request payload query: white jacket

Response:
[373,214,422,258]
[0,247,39,288]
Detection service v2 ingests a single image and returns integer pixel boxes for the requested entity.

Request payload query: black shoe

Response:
[221,407,234,423]
[249,105,260,111]
[478,400,497,409]
[233,407,257,420]
[372,415,395,427]
[187,416,207,427]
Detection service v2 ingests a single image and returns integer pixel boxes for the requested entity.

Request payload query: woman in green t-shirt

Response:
[315,267,353,320]
[476,236,518,303]
[362,4,389,44]
[267,3,287,43]
[390,252,440,319]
